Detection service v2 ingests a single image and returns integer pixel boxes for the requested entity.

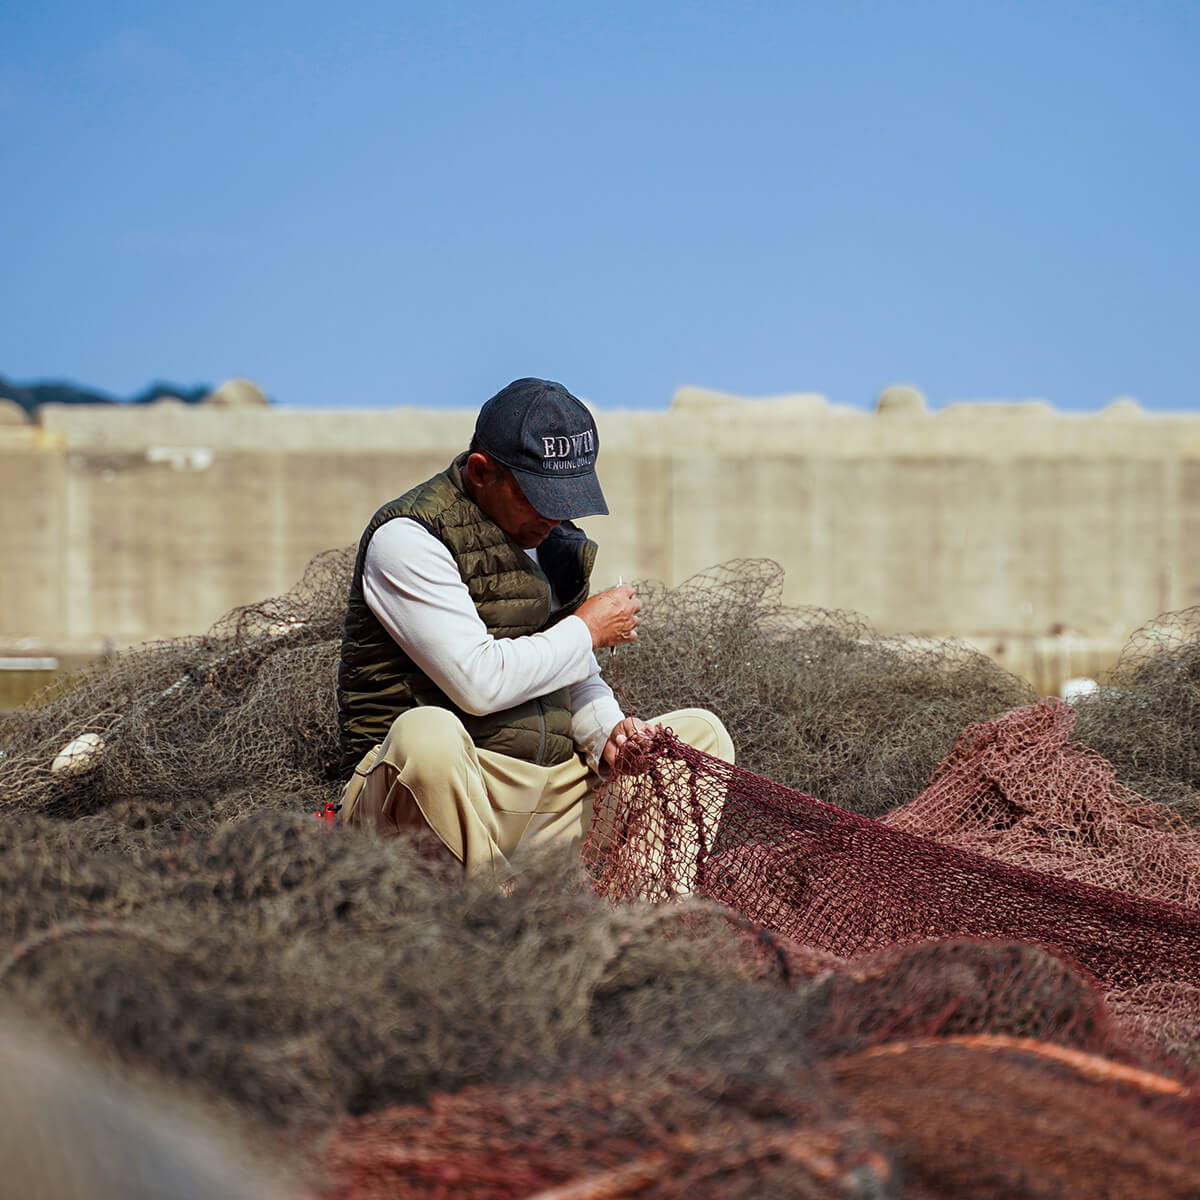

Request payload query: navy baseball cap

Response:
[473,378,609,520]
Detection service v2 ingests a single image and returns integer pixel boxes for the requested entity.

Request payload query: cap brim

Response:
[512,465,609,521]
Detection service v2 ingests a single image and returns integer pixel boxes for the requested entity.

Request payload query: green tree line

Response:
[0,375,213,416]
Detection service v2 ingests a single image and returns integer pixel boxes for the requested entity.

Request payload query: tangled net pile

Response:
[604,561,1038,818]
[885,699,1200,905]
[0,547,352,845]
[1073,607,1200,824]
[4,554,1200,1197]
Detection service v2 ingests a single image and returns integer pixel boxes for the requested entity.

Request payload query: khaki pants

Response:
[339,706,734,878]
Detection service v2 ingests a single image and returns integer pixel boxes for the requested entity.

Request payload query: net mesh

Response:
[0,547,352,841]
[1073,607,1200,824]
[824,1038,1200,1200]
[0,812,842,1132]
[884,698,1200,905]
[320,1061,887,1200]
[320,1041,1200,1200]
[584,719,1200,1074]
[4,553,1200,1195]
[600,561,1038,819]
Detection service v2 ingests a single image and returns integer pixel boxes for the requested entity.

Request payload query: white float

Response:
[1059,677,1100,704]
[50,732,105,776]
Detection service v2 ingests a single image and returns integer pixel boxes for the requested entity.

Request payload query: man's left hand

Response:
[602,716,661,770]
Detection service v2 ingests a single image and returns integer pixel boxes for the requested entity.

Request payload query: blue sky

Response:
[2,2,1197,411]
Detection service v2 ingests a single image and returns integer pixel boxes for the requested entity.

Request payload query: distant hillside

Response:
[0,375,213,416]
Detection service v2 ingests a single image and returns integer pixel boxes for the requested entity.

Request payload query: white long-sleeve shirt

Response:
[362,517,625,773]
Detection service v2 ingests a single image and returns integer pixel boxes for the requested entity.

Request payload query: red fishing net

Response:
[319,1011,1200,1200]
[583,702,1200,1072]
[319,1062,889,1200]
[824,1037,1200,1200]
[885,699,1200,905]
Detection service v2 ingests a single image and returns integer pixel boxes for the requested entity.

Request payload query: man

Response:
[336,377,734,878]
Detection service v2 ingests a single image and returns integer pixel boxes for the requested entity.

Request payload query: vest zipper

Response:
[534,697,547,765]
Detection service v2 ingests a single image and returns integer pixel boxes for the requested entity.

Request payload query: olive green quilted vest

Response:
[337,453,597,775]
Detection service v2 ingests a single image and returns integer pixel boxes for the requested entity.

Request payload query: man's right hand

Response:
[576,585,643,650]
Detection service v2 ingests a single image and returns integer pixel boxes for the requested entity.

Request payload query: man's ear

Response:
[464,451,492,489]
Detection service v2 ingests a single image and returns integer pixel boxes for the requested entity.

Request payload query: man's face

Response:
[466,453,561,548]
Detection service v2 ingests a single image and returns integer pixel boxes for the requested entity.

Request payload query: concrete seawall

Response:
[3,386,1196,695]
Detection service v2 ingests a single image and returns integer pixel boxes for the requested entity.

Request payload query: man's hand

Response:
[602,716,661,771]
[576,585,643,651]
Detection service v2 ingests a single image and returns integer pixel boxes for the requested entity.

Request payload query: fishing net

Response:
[885,699,1200,905]
[0,555,1036,848]
[0,547,353,840]
[584,721,1200,1073]
[1072,607,1200,823]
[319,1061,891,1200]
[317,955,1200,1200]
[13,790,1193,1195]
[0,812,835,1133]
[602,560,1037,819]
[825,1037,1200,1200]
[792,939,1116,1059]
[6,550,1200,1195]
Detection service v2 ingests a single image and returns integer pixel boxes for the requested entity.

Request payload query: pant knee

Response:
[380,706,472,780]
[658,708,735,765]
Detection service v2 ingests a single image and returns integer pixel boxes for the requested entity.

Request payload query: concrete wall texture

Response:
[3,383,1198,692]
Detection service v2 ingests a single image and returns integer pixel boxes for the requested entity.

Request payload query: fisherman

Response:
[335,377,733,877]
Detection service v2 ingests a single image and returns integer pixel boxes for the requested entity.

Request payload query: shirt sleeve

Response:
[569,658,627,775]
[363,517,599,716]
